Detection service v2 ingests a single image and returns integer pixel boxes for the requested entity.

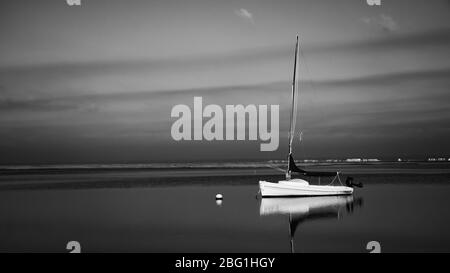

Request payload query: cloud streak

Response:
[234,8,254,24]
[362,14,399,32]
[2,27,448,76]
[1,67,449,113]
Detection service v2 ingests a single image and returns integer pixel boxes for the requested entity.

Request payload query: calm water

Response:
[0,165,450,253]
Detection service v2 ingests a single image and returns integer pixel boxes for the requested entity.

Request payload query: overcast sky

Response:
[0,0,449,164]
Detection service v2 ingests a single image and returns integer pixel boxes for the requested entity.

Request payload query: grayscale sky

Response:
[0,0,449,164]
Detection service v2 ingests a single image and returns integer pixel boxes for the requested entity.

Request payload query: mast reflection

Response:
[260,196,363,253]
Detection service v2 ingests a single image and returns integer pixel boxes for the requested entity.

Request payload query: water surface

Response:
[0,164,449,253]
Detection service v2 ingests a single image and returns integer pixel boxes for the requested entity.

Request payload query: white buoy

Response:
[215,193,223,200]
[216,200,223,206]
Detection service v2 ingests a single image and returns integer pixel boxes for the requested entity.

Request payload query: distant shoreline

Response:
[1,160,449,171]
[0,162,449,176]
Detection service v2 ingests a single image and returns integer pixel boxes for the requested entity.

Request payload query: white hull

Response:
[259,179,353,197]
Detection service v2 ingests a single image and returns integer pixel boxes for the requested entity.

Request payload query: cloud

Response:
[1,66,449,163]
[234,8,254,24]
[317,68,450,88]
[3,66,448,113]
[362,14,399,32]
[1,27,448,84]
[0,95,100,113]
[304,27,450,56]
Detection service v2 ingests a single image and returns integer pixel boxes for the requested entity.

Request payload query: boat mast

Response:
[286,35,299,180]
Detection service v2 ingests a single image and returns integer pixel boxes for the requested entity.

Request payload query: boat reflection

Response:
[259,196,363,253]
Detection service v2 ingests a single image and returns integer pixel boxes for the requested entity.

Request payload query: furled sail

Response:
[286,36,300,180]
[288,155,337,177]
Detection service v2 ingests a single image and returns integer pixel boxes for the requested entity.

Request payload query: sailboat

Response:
[259,36,360,197]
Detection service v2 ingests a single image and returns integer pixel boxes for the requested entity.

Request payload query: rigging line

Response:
[265,163,285,173]
[299,45,326,126]
[297,45,309,161]
[327,175,337,186]
[299,46,318,96]
[337,173,344,186]
[326,173,343,186]
[298,44,329,163]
